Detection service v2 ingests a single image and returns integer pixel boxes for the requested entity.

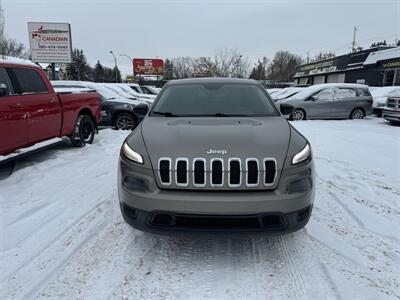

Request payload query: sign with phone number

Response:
[28,22,72,63]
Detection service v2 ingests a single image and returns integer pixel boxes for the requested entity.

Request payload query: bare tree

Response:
[172,57,194,79]
[311,51,335,62]
[0,1,29,58]
[267,50,303,83]
[172,49,250,79]
[213,48,249,78]
[249,57,269,80]
[192,56,216,77]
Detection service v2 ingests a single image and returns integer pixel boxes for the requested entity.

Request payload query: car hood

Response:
[141,116,291,170]
[373,96,387,107]
[109,97,142,106]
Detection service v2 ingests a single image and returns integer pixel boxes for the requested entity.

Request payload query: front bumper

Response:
[383,109,400,122]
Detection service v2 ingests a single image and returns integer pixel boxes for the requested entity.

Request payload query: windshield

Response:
[150,83,277,117]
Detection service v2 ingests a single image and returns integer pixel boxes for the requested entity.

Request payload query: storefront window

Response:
[394,69,400,86]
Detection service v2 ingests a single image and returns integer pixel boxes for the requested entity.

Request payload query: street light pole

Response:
[109,50,118,83]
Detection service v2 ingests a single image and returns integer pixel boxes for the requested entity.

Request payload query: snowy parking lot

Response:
[1,117,399,300]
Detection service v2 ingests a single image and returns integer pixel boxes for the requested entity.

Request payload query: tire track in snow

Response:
[318,176,400,243]
[3,198,114,300]
[250,235,309,300]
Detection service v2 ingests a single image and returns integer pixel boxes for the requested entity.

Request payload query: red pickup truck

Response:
[0,59,101,158]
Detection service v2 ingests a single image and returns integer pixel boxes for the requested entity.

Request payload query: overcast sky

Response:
[2,0,400,75]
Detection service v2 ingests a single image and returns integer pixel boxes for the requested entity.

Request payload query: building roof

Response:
[363,47,400,65]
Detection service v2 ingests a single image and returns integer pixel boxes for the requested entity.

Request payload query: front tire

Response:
[350,108,365,119]
[114,113,137,130]
[290,109,306,121]
[70,115,95,147]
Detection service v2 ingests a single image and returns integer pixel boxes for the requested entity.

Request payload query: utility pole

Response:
[352,26,358,52]
[109,50,118,83]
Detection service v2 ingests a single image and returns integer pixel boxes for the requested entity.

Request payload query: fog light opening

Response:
[262,214,285,229]
[152,214,174,226]
[297,206,311,221]
[123,204,138,220]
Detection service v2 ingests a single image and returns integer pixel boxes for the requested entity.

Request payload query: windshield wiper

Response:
[151,111,177,117]
[206,113,249,117]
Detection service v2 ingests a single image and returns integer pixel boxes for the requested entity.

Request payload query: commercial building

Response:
[294,46,400,87]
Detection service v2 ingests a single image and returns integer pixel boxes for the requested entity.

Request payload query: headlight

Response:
[121,142,143,164]
[292,143,311,165]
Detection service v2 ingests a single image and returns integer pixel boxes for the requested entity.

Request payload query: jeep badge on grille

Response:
[206,149,228,155]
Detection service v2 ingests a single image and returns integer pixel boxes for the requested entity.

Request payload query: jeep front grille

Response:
[158,157,277,190]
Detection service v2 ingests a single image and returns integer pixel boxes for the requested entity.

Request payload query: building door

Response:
[313,75,325,84]
[327,73,345,83]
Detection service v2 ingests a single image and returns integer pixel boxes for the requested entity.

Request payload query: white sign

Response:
[28,22,72,63]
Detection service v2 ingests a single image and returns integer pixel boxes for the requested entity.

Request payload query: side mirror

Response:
[0,83,9,97]
[133,103,149,115]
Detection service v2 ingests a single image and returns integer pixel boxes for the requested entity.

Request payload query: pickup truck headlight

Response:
[121,142,143,164]
[292,143,311,165]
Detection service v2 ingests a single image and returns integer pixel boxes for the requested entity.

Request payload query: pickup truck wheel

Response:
[114,113,137,130]
[70,115,95,147]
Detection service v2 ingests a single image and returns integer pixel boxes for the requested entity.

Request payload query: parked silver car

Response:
[279,84,373,120]
[118,78,314,235]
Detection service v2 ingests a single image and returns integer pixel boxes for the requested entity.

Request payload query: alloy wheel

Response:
[292,109,305,121]
[351,109,364,119]
[116,115,135,130]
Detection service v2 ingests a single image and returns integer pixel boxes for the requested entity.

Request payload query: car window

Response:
[151,83,277,116]
[314,88,335,101]
[335,88,356,100]
[0,67,14,97]
[12,68,48,94]
[356,88,372,97]
[130,86,140,93]
[141,87,151,94]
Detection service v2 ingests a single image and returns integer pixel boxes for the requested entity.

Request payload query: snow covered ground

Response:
[1,118,399,300]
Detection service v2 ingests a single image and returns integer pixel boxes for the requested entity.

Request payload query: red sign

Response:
[133,58,164,75]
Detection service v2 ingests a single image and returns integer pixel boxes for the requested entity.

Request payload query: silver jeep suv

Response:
[118,78,314,234]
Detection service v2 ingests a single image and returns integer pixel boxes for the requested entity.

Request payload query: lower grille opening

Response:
[152,214,173,226]
[175,215,261,229]
[262,214,285,228]
[297,206,311,221]
[123,204,137,220]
